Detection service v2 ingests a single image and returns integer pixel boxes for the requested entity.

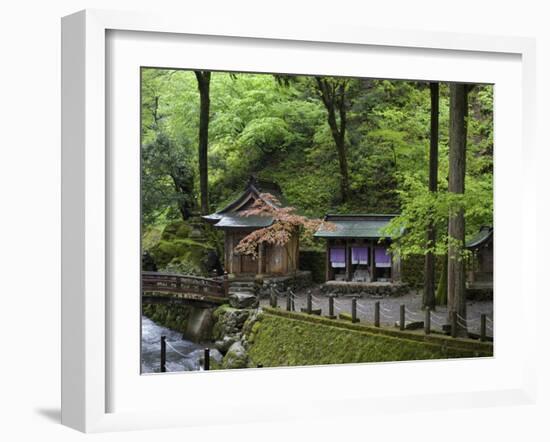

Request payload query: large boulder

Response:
[214,334,241,354]
[222,341,249,369]
[229,292,259,309]
[212,306,251,340]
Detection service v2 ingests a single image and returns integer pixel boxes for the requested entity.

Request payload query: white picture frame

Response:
[61,9,537,433]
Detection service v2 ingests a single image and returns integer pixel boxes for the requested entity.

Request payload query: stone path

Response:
[259,288,494,337]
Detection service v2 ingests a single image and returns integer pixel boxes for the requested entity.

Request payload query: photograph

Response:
[140,68,494,373]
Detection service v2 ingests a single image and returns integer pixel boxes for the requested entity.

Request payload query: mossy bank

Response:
[143,302,492,370]
[245,308,492,367]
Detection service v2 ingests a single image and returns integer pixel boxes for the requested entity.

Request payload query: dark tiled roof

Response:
[211,214,273,229]
[315,214,397,239]
[202,177,281,230]
[465,226,493,249]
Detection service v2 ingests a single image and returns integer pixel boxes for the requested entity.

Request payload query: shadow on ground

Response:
[35,407,61,423]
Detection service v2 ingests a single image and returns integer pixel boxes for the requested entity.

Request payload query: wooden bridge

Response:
[142,271,229,307]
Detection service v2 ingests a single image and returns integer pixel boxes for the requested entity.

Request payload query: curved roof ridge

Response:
[202,178,283,226]
[465,225,493,249]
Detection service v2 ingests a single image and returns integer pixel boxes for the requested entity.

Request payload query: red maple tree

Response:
[234,193,334,262]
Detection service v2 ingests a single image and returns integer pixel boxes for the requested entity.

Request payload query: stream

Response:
[141,315,222,373]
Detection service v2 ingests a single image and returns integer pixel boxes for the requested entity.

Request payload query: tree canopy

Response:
[141,69,493,258]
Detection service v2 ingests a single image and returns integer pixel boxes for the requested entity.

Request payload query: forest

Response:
[141,68,493,314]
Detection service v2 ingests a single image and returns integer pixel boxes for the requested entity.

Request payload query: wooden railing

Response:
[142,271,229,298]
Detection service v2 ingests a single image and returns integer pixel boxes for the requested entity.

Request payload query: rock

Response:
[212,306,251,340]
[394,320,424,330]
[300,308,322,316]
[240,309,262,347]
[214,334,241,354]
[222,341,249,369]
[199,347,223,368]
[229,292,259,309]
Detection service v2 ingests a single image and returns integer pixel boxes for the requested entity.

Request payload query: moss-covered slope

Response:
[247,308,492,368]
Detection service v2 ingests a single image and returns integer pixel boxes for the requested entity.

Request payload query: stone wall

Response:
[142,303,216,342]
[256,271,313,298]
[211,305,262,369]
[320,281,409,297]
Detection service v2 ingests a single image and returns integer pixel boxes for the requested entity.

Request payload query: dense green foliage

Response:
[141,69,493,269]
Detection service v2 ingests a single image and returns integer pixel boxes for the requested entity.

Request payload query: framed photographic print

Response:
[61,9,537,433]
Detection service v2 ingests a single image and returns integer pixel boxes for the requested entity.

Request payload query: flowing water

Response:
[141,315,222,373]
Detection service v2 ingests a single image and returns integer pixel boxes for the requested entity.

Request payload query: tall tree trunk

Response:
[315,78,351,202]
[435,253,448,305]
[423,82,439,309]
[195,71,211,215]
[447,83,468,335]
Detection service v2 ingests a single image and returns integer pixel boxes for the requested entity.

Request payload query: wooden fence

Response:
[269,288,493,342]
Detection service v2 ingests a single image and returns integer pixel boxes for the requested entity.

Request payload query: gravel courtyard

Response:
[259,286,494,337]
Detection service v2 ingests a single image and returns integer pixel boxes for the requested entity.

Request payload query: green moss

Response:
[146,220,215,272]
[213,304,238,318]
[338,312,357,322]
[142,304,192,334]
[246,320,263,345]
[264,307,492,353]
[221,343,249,369]
[161,221,192,240]
[247,309,492,368]
[142,225,165,251]
[208,359,223,370]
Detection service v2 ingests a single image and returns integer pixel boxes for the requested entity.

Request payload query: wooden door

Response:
[240,253,257,274]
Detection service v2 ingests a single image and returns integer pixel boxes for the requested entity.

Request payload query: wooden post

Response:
[204,347,210,371]
[270,287,278,308]
[306,290,312,314]
[223,271,229,297]
[345,241,352,281]
[328,296,335,319]
[257,243,264,275]
[399,304,405,330]
[160,336,166,373]
[424,308,431,335]
[351,297,358,323]
[480,314,487,342]
[286,291,292,311]
[374,301,380,327]
[370,241,376,282]
[325,241,330,282]
[451,311,458,338]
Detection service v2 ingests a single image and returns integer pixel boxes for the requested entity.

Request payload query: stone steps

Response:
[228,280,258,296]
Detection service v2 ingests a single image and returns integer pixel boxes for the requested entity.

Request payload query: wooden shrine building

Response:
[314,214,400,283]
[465,225,493,291]
[202,179,299,277]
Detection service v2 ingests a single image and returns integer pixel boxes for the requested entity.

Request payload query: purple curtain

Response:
[375,246,391,267]
[351,247,369,264]
[330,248,346,263]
